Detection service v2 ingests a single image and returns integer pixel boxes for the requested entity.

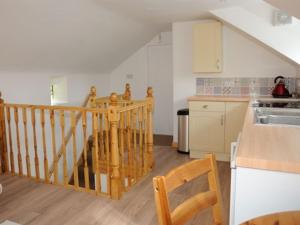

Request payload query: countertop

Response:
[236,99,300,174]
[188,95,250,102]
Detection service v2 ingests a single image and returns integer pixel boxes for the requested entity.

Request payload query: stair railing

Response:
[0,85,154,200]
[48,86,96,180]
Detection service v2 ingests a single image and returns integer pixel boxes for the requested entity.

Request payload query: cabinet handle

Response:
[221,115,224,126]
[202,105,208,109]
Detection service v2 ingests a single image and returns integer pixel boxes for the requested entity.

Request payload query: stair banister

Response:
[146,87,154,171]
[48,86,96,180]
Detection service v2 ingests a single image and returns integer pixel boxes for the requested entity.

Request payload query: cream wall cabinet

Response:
[189,101,247,161]
[193,21,222,73]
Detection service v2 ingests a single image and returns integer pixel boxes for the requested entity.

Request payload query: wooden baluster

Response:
[93,112,101,194]
[109,93,122,199]
[40,109,49,183]
[126,109,132,187]
[0,95,3,174]
[143,105,148,175]
[0,93,8,173]
[146,87,154,170]
[59,110,68,186]
[138,107,143,177]
[82,111,90,190]
[50,110,58,184]
[132,109,137,182]
[71,111,79,189]
[31,108,40,180]
[22,108,31,178]
[119,112,125,190]
[99,112,104,160]
[104,112,110,195]
[6,107,15,174]
[14,107,23,176]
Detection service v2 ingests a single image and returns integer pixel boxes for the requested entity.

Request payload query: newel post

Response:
[109,93,122,199]
[123,83,131,101]
[89,86,97,108]
[0,92,8,173]
[146,87,154,170]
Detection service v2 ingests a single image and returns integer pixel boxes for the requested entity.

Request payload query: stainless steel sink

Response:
[255,108,300,126]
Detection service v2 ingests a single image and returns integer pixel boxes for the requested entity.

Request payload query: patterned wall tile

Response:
[196,77,296,97]
[213,87,222,95]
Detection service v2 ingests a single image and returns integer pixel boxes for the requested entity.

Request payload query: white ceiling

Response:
[0,0,296,74]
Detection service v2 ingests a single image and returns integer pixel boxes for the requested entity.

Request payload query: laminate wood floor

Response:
[0,146,230,225]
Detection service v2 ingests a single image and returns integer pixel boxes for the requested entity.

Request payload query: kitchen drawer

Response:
[189,101,225,112]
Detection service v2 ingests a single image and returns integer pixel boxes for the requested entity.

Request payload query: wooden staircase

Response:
[69,137,95,189]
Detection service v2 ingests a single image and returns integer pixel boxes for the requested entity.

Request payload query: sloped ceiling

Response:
[0,0,256,74]
[265,0,300,19]
[0,0,160,74]
[211,1,300,65]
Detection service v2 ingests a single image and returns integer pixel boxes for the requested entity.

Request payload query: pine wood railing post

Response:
[109,93,122,200]
[0,92,8,173]
[31,108,40,180]
[89,86,97,108]
[123,83,131,101]
[146,87,154,170]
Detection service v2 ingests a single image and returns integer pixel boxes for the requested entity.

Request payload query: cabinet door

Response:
[189,111,225,153]
[193,21,222,73]
[225,102,248,153]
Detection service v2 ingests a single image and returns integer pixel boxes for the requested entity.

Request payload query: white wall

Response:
[0,72,110,105]
[110,32,173,135]
[110,32,172,99]
[172,20,297,142]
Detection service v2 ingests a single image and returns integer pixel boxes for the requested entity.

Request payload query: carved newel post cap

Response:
[147,87,153,98]
[90,86,96,97]
[110,92,118,106]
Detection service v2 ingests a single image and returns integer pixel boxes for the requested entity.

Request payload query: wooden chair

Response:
[153,154,224,225]
[240,211,300,225]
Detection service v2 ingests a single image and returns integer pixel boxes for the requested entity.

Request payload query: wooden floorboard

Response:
[0,146,230,225]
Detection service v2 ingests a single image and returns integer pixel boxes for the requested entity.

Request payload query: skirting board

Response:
[171,142,178,149]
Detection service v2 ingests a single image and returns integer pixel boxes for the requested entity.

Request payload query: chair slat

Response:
[171,190,217,225]
[165,158,211,193]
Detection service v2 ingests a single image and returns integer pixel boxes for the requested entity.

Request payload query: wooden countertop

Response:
[188,95,250,102]
[236,101,300,174]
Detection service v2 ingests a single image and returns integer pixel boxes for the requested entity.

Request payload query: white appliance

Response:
[229,133,240,225]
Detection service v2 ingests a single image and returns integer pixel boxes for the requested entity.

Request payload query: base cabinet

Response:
[189,101,247,161]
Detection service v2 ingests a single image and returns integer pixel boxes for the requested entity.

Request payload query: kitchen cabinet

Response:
[225,102,248,153]
[193,21,222,73]
[189,101,247,161]
[189,111,225,153]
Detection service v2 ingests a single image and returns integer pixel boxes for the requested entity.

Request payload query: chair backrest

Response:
[153,154,224,225]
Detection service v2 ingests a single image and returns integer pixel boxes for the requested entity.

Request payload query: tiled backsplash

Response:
[196,77,296,96]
